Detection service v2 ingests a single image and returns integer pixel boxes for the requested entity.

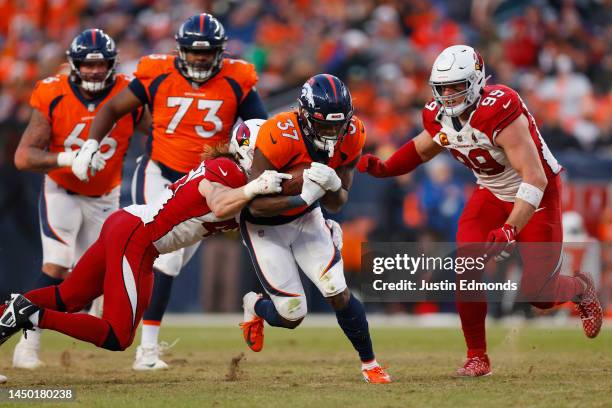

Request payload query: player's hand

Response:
[71,140,99,182]
[90,151,107,176]
[56,150,78,168]
[357,154,387,177]
[306,162,342,192]
[325,219,343,251]
[300,169,326,205]
[484,224,517,262]
[244,170,292,199]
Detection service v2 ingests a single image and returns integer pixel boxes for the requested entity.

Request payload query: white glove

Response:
[244,170,292,199]
[71,139,99,181]
[306,162,342,192]
[90,151,107,176]
[300,169,326,205]
[56,150,78,167]
[325,219,343,251]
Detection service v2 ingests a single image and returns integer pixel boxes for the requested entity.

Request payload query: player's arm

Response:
[199,170,290,218]
[315,159,357,213]
[496,114,548,232]
[247,150,318,217]
[135,107,152,134]
[88,87,144,142]
[237,88,268,120]
[14,109,70,172]
[357,129,443,177]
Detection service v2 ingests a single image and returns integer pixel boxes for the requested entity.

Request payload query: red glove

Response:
[357,140,423,178]
[484,224,517,262]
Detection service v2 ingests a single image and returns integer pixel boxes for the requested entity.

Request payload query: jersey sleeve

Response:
[204,157,247,189]
[421,100,443,137]
[340,116,367,165]
[129,54,174,105]
[471,85,523,145]
[222,59,259,102]
[254,117,295,170]
[29,77,62,122]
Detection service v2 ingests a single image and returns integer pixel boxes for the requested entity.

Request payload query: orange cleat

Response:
[362,365,392,384]
[240,317,264,352]
[574,271,603,339]
[456,355,492,377]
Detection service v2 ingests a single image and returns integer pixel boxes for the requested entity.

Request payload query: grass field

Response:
[0,322,609,407]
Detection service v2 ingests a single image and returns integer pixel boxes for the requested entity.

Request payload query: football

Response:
[280,163,311,196]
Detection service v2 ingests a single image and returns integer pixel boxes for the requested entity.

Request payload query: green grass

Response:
[0,324,610,407]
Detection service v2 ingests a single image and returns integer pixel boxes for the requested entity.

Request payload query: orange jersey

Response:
[29,74,140,196]
[256,111,366,216]
[130,54,259,173]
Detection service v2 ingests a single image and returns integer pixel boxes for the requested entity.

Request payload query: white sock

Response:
[140,323,160,345]
[28,311,40,327]
[19,327,41,348]
[361,359,379,370]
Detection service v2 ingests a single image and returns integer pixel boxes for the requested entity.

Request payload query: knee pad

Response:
[274,296,307,321]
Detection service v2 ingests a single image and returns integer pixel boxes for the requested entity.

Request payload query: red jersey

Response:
[123,157,247,254]
[255,111,366,216]
[130,54,259,173]
[30,74,140,196]
[422,84,561,202]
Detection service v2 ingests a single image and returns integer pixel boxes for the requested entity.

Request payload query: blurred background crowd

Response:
[0,0,610,317]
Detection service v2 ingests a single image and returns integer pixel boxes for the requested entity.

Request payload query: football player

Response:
[78,13,268,369]
[358,45,603,376]
[238,74,391,384]
[0,120,289,355]
[12,29,150,369]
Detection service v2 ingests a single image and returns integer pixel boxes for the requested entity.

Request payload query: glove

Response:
[325,219,343,251]
[56,150,78,167]
[90,151,107,176]
[484,224,517,262]
[300,169,326,205]
[71,139,99,181]
[306,162,342,192]
[244,170,292,199]
[357,154,387,176]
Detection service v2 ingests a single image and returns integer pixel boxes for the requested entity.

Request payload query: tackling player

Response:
[0,120,289,355]
[358,45,603,376]
[239,74,391,384]
[78,13,268,369]
[12,29,149,369]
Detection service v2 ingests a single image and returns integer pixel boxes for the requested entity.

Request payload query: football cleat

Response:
[132,343,170,371]
[456,355,492,377]
[362,365,392,384]
[574,271,603,338]
[13,334,44,369]
[0,294,38,347]
[240,292,264,352]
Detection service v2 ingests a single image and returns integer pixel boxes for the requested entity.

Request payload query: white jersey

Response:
[422,84,561,202]
[124,157,246,254]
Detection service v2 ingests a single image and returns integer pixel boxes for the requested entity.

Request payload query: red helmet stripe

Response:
[324,74,338,101]
[91,30,96,46]
[200,14,204,32]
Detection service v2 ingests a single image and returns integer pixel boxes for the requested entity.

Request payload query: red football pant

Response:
[24,210,158,351]
[455,176,583,356]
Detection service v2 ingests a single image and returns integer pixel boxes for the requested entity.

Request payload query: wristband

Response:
[516,182,544,208]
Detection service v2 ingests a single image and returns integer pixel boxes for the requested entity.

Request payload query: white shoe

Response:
[132,342,175,371]
[13,331,44,369]
[242,292,262,322]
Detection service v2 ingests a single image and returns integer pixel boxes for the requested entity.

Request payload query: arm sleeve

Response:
[238,88,268,120]
[205,157,247,188]
[128,78,149,106]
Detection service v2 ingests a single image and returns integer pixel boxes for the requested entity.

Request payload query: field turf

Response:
[0,323,609,407]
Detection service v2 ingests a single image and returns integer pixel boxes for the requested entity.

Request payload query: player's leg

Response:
[76,186,120,318]
[240,217,307,351]
[13,177,82,369]
[517,177,602,337]
[455,187,508,377]
[131,158,178,369]
[293,209,390,383]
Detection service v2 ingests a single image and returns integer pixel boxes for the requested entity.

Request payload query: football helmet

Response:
[230,119,265,174]
[67,29,117,93]
[429,45,486,117]
[297,74,353,157]
[175,13,227,82]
